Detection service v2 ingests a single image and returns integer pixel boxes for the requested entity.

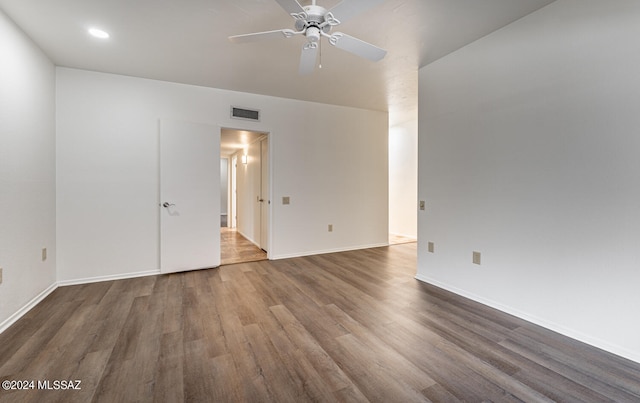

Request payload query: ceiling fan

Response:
[228,0,387,74]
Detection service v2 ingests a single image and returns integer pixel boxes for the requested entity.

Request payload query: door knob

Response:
[162,202,175,208]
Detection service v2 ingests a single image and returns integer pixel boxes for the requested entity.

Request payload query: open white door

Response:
[160,119,220,273]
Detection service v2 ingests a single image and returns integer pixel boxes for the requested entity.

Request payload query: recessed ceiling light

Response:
[88,28,110,39]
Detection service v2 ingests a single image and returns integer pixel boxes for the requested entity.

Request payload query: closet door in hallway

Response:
[259,137,269,252]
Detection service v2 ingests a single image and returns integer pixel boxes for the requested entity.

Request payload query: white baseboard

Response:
[58,269,161,287]
[414,273,640,365]
[1,269,169,336]
[0,282,58,334]
[272,243,389,260]
[237,229,260,249]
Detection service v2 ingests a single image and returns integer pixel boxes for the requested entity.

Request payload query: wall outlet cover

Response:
[473,251,481,265]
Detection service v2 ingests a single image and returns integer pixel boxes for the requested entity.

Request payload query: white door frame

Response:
[222,126,272,259]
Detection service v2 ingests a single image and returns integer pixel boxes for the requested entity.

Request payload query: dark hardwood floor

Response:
[1,243,639,402]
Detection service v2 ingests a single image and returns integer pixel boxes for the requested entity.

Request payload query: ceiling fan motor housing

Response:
[297,4,333,40]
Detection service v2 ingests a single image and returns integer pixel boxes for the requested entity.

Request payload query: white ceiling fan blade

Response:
[229,29,296,44]
[274,0,305,15]
[329,32,387,62]
[299,42,319,75]
[328,0,385,24]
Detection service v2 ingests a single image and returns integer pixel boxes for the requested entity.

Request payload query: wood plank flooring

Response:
[1,243,640,402]
[389,233,417,245]
[220,227,267,265]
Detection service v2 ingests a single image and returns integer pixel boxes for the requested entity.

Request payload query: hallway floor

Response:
[220,227,267,265]
[389,233,417,245]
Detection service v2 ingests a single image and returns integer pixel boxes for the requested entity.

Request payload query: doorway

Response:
[220,128,269,265]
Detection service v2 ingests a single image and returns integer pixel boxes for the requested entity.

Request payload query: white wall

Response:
[418,0,640,363]
[0,9,56,328]
[389,118,418,238]
[56,68,388,282]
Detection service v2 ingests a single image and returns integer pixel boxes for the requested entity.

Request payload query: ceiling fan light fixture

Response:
[306,26,321,43]
[88,28,110,39]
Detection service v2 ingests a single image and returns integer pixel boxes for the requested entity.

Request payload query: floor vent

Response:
[231,106,260,122]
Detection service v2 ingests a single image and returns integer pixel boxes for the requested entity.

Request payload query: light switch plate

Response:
[419,201,425,211]
[428,242,434,253]
[282,196,290,205]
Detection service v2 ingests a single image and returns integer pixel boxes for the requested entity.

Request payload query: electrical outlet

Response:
[428,242,435,253]
[42,248,47,261]
[282,196,290,205]
[328,224,333,232]
[473,251,481,265]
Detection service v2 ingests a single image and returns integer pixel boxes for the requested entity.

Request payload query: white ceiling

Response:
[0,0,556,127]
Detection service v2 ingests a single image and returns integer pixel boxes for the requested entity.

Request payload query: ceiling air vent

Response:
[231,106,260,122]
